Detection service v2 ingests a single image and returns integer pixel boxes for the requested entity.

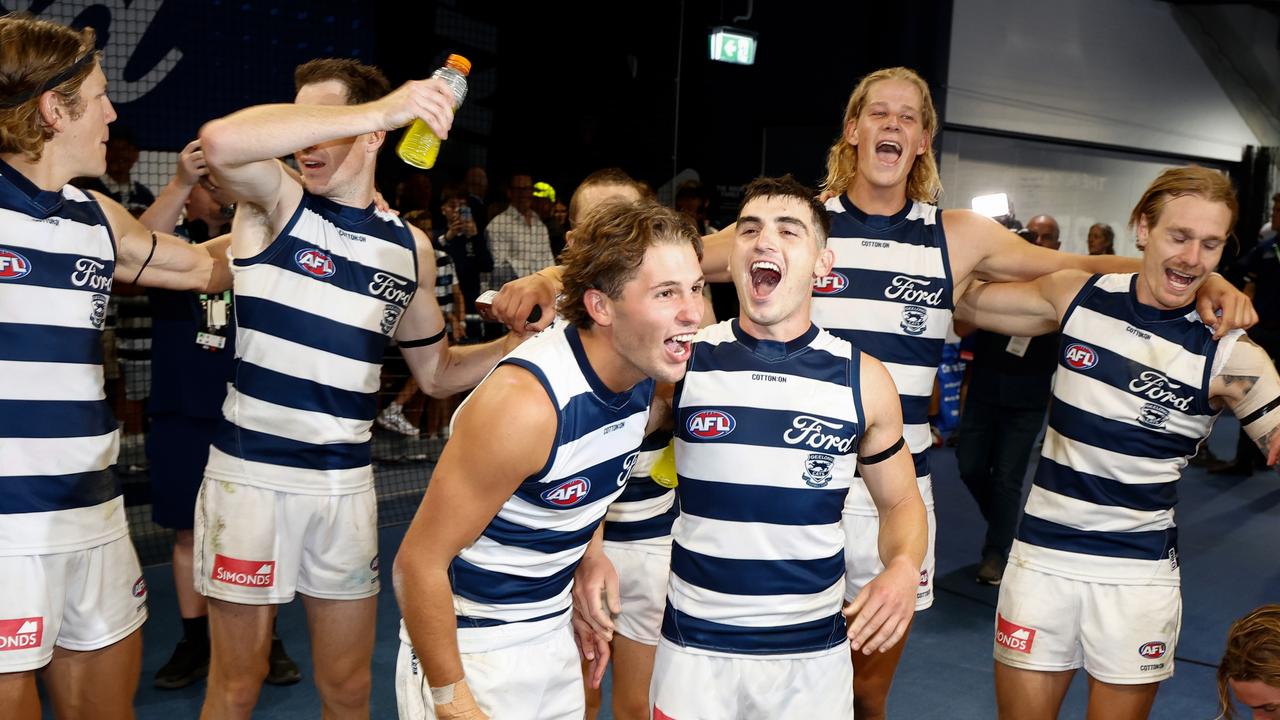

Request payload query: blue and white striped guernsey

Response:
[1013,273,1233,586]
[811,196,951,513]
[439,322,654,653]
[602,429,677,549]
[664,320,863,655]
[0,158,124,556]
[204,192,417,494]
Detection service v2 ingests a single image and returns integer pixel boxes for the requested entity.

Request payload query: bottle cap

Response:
[445,54,472,76]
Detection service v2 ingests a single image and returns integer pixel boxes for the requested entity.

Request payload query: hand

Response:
[843,556,917,655]
[571,549,620,642]
[376,77,456,136]
[452,315,467,342]
[492,273,557,334]
[175,139,208,188]
[433,679,488,720]
[1197,273,1257,339]
[572,609,612,689]
[373,189,399,216]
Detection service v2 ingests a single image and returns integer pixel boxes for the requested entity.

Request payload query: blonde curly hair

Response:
[821,66,941,204]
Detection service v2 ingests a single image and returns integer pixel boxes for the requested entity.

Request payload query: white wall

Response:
[938,130,1189,257]
[947,0,1258,162]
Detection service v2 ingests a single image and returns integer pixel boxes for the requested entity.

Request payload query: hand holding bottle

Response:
[376,76,456,137]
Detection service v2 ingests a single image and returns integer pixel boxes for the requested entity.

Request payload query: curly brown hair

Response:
[558,201,702,329]
[1218,604,1280,719]
[294,58,391,105]
[0,14,99,161]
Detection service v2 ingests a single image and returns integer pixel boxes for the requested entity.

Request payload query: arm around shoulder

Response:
[953,268,1088,338]
[99,191,226,292]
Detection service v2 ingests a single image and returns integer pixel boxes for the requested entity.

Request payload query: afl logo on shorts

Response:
[132,576,147,598]
[0,248,32,280]
[542,477,591,507]
[812,271,848,295]
[1138,641,1167,659]
[295,248,336,278]
[686,410,735,439]
[1064,343,1098,370]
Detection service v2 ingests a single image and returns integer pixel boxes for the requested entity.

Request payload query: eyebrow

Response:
[649,276,704,291]
[1168,225,1225,242]
[867,101,919,114]
[776,215,809,231]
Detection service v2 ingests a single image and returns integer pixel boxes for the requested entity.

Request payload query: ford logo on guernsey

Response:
[687,410,736,439]
[542,477,591,507]
[0,248,32,280]
[1064,343,1098,370]
[295,247,336,278]
[812,271,848,295]
[1138,641,1167,659]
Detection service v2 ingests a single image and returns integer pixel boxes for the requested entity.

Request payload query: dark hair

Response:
[294,58,390,105]
[0,13,99,160]
[439,182,467,204]
[559,201,703,329]
[738,174,831,246]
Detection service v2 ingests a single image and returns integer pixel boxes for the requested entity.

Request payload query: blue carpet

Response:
[114,417,1274,718]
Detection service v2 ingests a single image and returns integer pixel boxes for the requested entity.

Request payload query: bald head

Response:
[1026,215,1060,250]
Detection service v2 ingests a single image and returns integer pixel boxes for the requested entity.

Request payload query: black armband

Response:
[398,329,447,348]
[860,436,905,465]
[131,232,157,285]
[1241,395,1280,427]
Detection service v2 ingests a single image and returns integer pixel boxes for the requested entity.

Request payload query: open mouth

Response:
[300,158,326,172]
[750,260,782,300]
[1165,268,1196,292]
[665,332,695,360]
[875,140,903,165]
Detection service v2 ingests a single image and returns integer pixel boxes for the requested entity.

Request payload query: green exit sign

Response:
[709,26,757,65]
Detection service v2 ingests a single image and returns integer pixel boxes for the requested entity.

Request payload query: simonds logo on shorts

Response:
[212,554,276,587]
[0,617,43,651]
[996,613,1036,654]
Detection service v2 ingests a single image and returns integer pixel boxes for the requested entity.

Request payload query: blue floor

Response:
[118,418,1277,718]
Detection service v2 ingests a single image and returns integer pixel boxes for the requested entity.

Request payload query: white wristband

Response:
[430,682,456,705]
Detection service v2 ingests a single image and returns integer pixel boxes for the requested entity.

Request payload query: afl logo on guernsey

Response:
[0,249,32,279]
[813,271,848,295]
[687,410,735,439]
[295,248,336,278]
[542,477,591,507]
[1064,343,1098,369]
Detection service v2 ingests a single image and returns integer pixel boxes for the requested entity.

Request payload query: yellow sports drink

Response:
[396,54,470,169]
[650,440,678,489]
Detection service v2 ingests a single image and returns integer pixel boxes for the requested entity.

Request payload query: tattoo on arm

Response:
[1221,374,1260,395]
[1254,427,1278,457]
